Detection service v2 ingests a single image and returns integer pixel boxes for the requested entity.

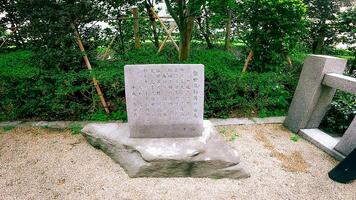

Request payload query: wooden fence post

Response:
[132,6,141,49]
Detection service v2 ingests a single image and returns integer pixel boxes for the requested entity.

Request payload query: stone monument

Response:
[125,64,204,138]
[81,64,249,179]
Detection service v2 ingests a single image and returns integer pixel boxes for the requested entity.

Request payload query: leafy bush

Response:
[0,46,295,121]
[235,0,307,72]
[0,44,353,135]
[320,91,356,135]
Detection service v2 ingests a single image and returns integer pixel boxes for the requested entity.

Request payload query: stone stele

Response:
[81,64,249,179]
[124,64,204,138]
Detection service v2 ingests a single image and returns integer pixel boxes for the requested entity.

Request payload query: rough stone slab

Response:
[322,73,356,94]
[284,55,347,133]
[210,118,255,126]
[81,120,250,179]
[334,117,356,156]
[253,116,286,124]
[124,64,204,138]
[299,128,345,161]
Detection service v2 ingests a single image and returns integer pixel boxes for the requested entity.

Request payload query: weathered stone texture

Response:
[81,121,250,179]
[284,55,347,133]
[125,64,204,138]
[334,117,356,156]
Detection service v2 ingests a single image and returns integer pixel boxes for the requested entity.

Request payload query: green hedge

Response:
[0,47,294,121]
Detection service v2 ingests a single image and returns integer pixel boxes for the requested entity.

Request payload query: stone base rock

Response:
[81,120,250,179]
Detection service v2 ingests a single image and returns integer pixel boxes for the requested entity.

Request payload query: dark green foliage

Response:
[236,0,307,72]
[320,91,356,135]
[0,0,354,136]
[0,45,295,121]
[204,70,292,118]
[2,125,15,132]
[303,0,341,54]
[320,10,356,136]
[337,6,356,75]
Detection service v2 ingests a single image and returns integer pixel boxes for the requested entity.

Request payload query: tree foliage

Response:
[164,0,206,60]
[236,0,307,72]
[337,6,356,73]
[303,0,341,54]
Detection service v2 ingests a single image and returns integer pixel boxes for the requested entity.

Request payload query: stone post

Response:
[284,55,347,133]
[334,117,356,156]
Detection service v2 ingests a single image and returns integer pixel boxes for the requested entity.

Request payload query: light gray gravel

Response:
[0,125,355,200]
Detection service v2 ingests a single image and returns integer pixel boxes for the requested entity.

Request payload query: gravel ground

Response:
[0,124,355,200]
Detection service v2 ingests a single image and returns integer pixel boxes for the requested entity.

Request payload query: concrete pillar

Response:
[334,117,356,156]
[284,55,347,133]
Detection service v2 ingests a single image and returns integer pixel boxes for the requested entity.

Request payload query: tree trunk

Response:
[117,17,125,53]
[203,33,213,49]
[179,17,195,61]
[197,17,213,49]
[132,7,141,49]
[225,10,232,50]
[313,36,324,54]
[146,6,160,49]
[313,22,326,54]
[204,15,213,49]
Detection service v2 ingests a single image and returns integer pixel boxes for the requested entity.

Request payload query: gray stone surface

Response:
[125,64,204,138]
[81,120,250,179]
[299,128,344,161]
[284,55,347,133]
[20,121,76,129]
[0,121,22,127]
[322,73,356,94]
[21,121,73,129]
[252,116,286,124]
[0,117,287,129]
[334,117,356,156]
[210,118,255,126]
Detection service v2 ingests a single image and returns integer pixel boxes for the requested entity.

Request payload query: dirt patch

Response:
[255,128,309,173]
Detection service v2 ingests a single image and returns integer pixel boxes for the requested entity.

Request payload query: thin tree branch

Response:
[164,0,180,28]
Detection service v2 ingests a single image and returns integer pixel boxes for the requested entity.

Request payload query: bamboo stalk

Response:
[150,8,179,52]
[242,51,254,73]
[101,35,117,59]
[157,24,177,54]
[0,39,7,48]
[287,55,293,66]
[0,27,18,48]
[157,36,169,54]
[71,23,110,114]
